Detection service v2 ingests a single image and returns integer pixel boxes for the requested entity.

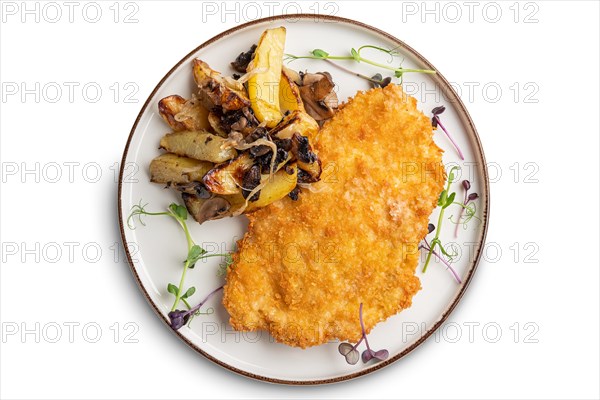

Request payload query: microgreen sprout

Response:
[420,167,462,283]
[451,180,481,237]
[431,106,464,160]
[369,73,393,88]
[419,226,462,284]
[285,45,436,84]
[338,303,389,365]
[319,58,393,88]
[127,201,231,312]
[168,286,223,330]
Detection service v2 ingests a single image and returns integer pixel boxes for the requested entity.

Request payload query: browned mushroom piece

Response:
[290,133,322,182]
[230,44,257,73]
[192,59,251,112]
[208,107,259,137]
[298,72,338,122]
[182,193,232,224]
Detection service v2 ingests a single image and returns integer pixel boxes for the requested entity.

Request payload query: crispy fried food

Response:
[223,85,445,348]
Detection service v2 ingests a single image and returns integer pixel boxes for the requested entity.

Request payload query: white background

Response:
[1,1,598,399]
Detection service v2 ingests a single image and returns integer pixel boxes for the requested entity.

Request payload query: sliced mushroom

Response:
[241,165,261,201]
[208,107,259,136]
[230,44,257,73]
[298,72,338,121]
[174,182,212,198]
[182,193,232,224]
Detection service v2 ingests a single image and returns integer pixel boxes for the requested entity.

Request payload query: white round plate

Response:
[118,14,489,384]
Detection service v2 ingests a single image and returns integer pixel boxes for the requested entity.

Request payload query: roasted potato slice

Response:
[208,111,228,137]
[203,149,292,195]
[159,130,237,163]
[246,27,286,128]
[297,158,322,183]
[202,152,255,195]
[279,70,305,113]
[149,153,213,184]
[184,164,298,223]
[245,163,298,212]
[269,110,319,140]
[282,66,302,85]
[192,59,250,112]
[158,95,211,132]
[182,193,232,224]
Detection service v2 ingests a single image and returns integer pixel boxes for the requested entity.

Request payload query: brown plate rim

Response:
[117,13,490,386]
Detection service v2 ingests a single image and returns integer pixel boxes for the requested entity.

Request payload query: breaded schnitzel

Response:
[223,84,445,348]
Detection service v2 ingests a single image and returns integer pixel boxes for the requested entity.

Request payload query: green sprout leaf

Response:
[444,192,456,209]
[181,286,196,299]
[438,190,447,206]
[186,245,207,269]
[127,201,232,312]
[169,203,188,221]
[167,283,179,295]
[311,49,329,58]
[285,45,436,86]
[423,167,462,274]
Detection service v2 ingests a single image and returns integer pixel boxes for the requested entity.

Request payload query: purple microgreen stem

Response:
[433,115,464,160]
[338,303,389,365]
[323,60,391,88]
[431,106,464,160]
[420,238,462,284]
[422,167,458,274]
[453,180,480,238]
[168,286,223,330]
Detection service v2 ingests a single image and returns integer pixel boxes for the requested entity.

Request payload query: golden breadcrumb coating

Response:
[223,84,445,348]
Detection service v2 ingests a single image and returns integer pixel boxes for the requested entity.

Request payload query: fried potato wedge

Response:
[158,95,211,132]
[245,163,298,212]
[149,153,214,184]
[208,111,228,137]
[269,109,319,140]
[183,164,297,223]
[298,158,322,183]
[193,59,250,112]
[246,27,286,128]
[202,153,255,195]
[279,70,305,113]
[203,150,292,195]
[159,130,237,163]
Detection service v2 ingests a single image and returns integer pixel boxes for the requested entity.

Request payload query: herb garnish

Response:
[369,73,393,88]
[420,223,462,284]
[127,201,230,313]
[168,286,224,330]
[451,180,480,237]
[286,45,435,83]
[420,170,481,283]
[317,58,393,88]
[420,167,460,276]
[432,106,464,160]
[338,303,389,365]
